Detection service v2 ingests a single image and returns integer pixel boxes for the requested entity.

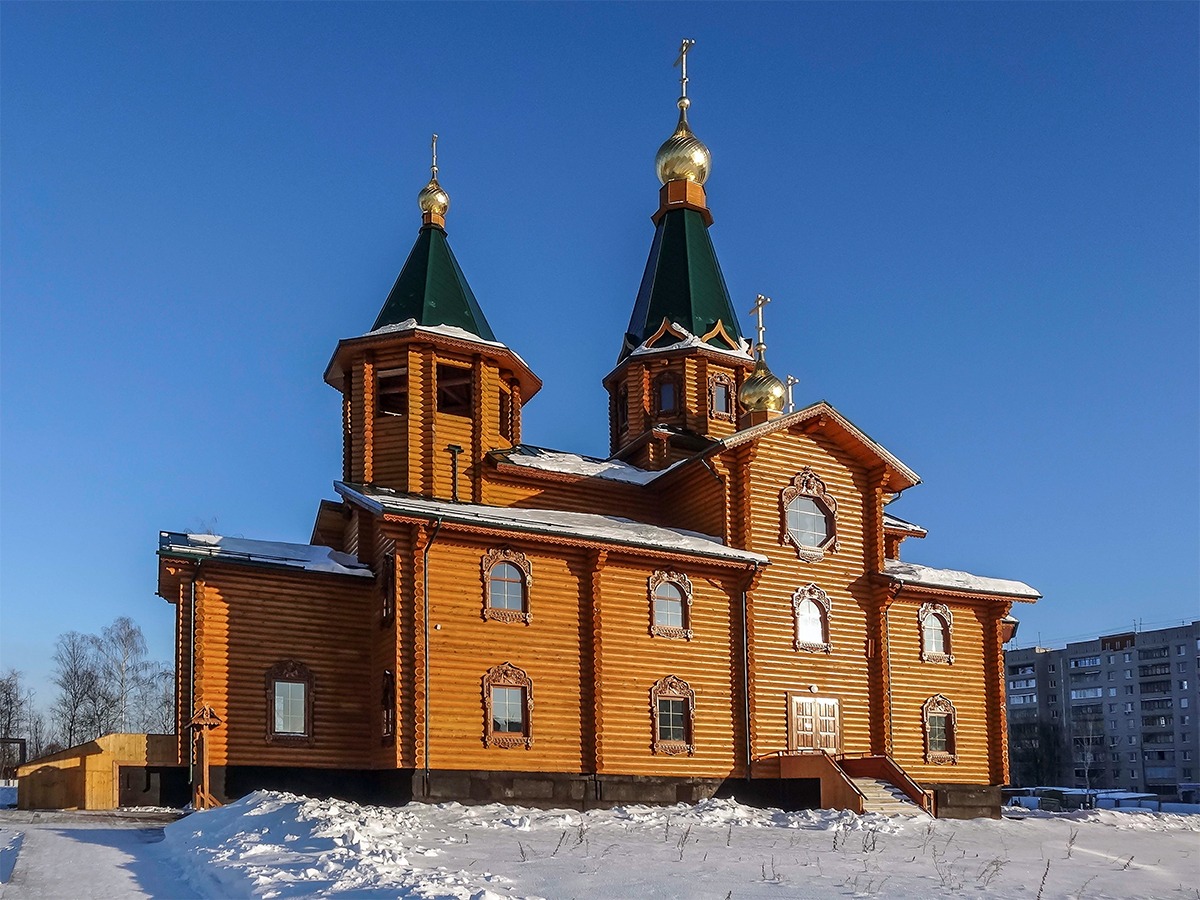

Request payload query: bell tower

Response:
[325,137,540,501]
[605,40,756,468]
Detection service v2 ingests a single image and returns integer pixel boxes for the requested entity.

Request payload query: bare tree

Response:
[51,631,106,746]
[91,617,151,733]
[0,670,27,772]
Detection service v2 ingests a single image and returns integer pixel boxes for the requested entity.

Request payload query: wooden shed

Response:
[17,733,185,810]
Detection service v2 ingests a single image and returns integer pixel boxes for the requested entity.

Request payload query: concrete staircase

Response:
[850,776,929,816]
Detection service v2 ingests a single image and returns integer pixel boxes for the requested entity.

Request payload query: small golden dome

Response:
[418,176,450,218]
[739,355,786,413]
[655,105,711,185]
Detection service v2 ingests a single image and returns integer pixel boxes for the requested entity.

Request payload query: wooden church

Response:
[157,44,1040,818]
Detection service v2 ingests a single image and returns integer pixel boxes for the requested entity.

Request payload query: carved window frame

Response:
[379,549,395,627]
[708,373,735,422]
[652,371,682,418]
[381,669,395,743]
[649,570,693,640]
[780,467,839,562]
[650,674,696,756]
[482,548,533,625]
[265,660,315,746]
[919,602,954,664]
[923,694,958,764]
[792,583,833,653]
[483,662,534,749]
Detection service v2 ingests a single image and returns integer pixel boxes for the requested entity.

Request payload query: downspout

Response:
[422,516,443,791]
[883,592,894,758]
[741,570,754,778]
[188,575,197,784]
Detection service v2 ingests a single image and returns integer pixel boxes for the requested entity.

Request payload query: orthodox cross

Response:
[748,293,771,351]
[430,133,439,179]
[674,39,696,100]
[785,375,800,414]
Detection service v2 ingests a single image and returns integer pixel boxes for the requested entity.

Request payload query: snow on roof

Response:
[336,483,768,565]
[884,559,1041,600]
[357,318,534,371]
[883,512,927,535]
[494,445,670,486]
[628,324,754,363]
[158,532,373,578]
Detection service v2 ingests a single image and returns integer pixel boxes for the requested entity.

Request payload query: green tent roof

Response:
[371,224,496,341]
[620,208,743,360]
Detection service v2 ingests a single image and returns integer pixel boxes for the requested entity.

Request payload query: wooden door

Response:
[790,696,841,752]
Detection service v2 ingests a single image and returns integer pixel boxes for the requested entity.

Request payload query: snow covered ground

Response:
[160,792,1200,900]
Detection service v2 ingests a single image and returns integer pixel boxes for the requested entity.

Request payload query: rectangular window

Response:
[1107,672,1114,681]
[491,686,526,734]
[1048,664,1057,672]
[1178,645,1187,656]
[1139,647,1170,661]
[436,364,472,415]
[1179,663,1189,673]
[274,681,307,735]
[1070,687,1103,699]
[1009,678,1037,690]
[1124,652,1131,663]
[1182,698,1190,708]
[1070,656,1101,669]
[1125,686,1135,695]
[657,697,686,742]
[377,368,408,416]
[1108,687,1117,696]
[928,714,949,753]
[1125,669,1132,679]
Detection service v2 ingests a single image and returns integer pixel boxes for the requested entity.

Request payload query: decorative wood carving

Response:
[264,660,315,745]
[780,467,839,561]
[918,602,954,664]
[922,693,958,765]
[650,674,696,756]
[481,548,533,625]
[699,319,739,351]
[791,583,833,653]
[648,570,694,640]
[483,662,534,749]
[707,373,736,422]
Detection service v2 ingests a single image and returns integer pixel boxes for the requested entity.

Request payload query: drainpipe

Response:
[742,576,753,777]
[445,445,463,503]
[422,517,443,792]
[188,576,197,784]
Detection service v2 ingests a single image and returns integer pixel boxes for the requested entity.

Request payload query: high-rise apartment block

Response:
[1005,622,1199,800]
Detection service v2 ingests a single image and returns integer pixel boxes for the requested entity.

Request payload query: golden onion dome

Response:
[417,175,450,218]
[739,354,786,413]
[655,101,711,185]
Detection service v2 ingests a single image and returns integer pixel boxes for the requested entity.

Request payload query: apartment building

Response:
[1005,622,1199,799]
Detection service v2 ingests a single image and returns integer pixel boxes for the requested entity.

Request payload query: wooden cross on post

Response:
[187,705,223,810]
[747,293,771,355]
[430,133,439,180]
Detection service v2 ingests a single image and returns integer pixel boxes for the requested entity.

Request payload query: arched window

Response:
[923,694,958,764]
[650,674,696,756]
[482,548,532,624]
[265,660,314,745]
[653,372,681,418]
[780,467,838,562]
[792,583,832,653]
[483,662,534,749]
[919,602,954,664]
[649,570,693,640]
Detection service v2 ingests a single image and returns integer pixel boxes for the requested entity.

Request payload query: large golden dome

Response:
[739,355,786,413]
[418,176,450,218]
[655,100,711,185]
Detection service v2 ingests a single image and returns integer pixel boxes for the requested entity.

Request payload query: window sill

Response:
[653,740,695,757]
[485,733,534,750]
[921,652,954,665]
[650,624,693,641]
[484,608,532,625]
[796,640,832,654]
[266,732,315,747]
[925,752,957,765]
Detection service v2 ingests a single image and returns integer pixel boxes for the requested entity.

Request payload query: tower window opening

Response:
[654,372,681,417]
[616,387,629,432]
[377,368,408,416]
[437,364,472,415]
[499,389,513,441]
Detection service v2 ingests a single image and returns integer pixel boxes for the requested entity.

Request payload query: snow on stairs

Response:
[850,777,929,817]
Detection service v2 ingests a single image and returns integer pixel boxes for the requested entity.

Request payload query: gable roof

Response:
[371,224,496,341]
[620,208,744,360]
[336,482,767,566]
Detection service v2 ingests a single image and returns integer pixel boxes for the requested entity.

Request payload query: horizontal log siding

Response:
[886,597,993,784]
[423,536,586,773]
[652,461,727,539]
[193,563,374,769]
[742,429,875,762]
[594,558,741,778]
[371,529,398,768]
[482,474,649,520]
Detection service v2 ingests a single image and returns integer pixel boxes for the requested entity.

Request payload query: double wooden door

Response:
[790,696,841,752]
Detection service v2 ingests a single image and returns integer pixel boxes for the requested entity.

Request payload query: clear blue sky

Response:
[3,3,1197,706]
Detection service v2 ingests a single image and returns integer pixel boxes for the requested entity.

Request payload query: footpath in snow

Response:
[160,791,1200,900]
